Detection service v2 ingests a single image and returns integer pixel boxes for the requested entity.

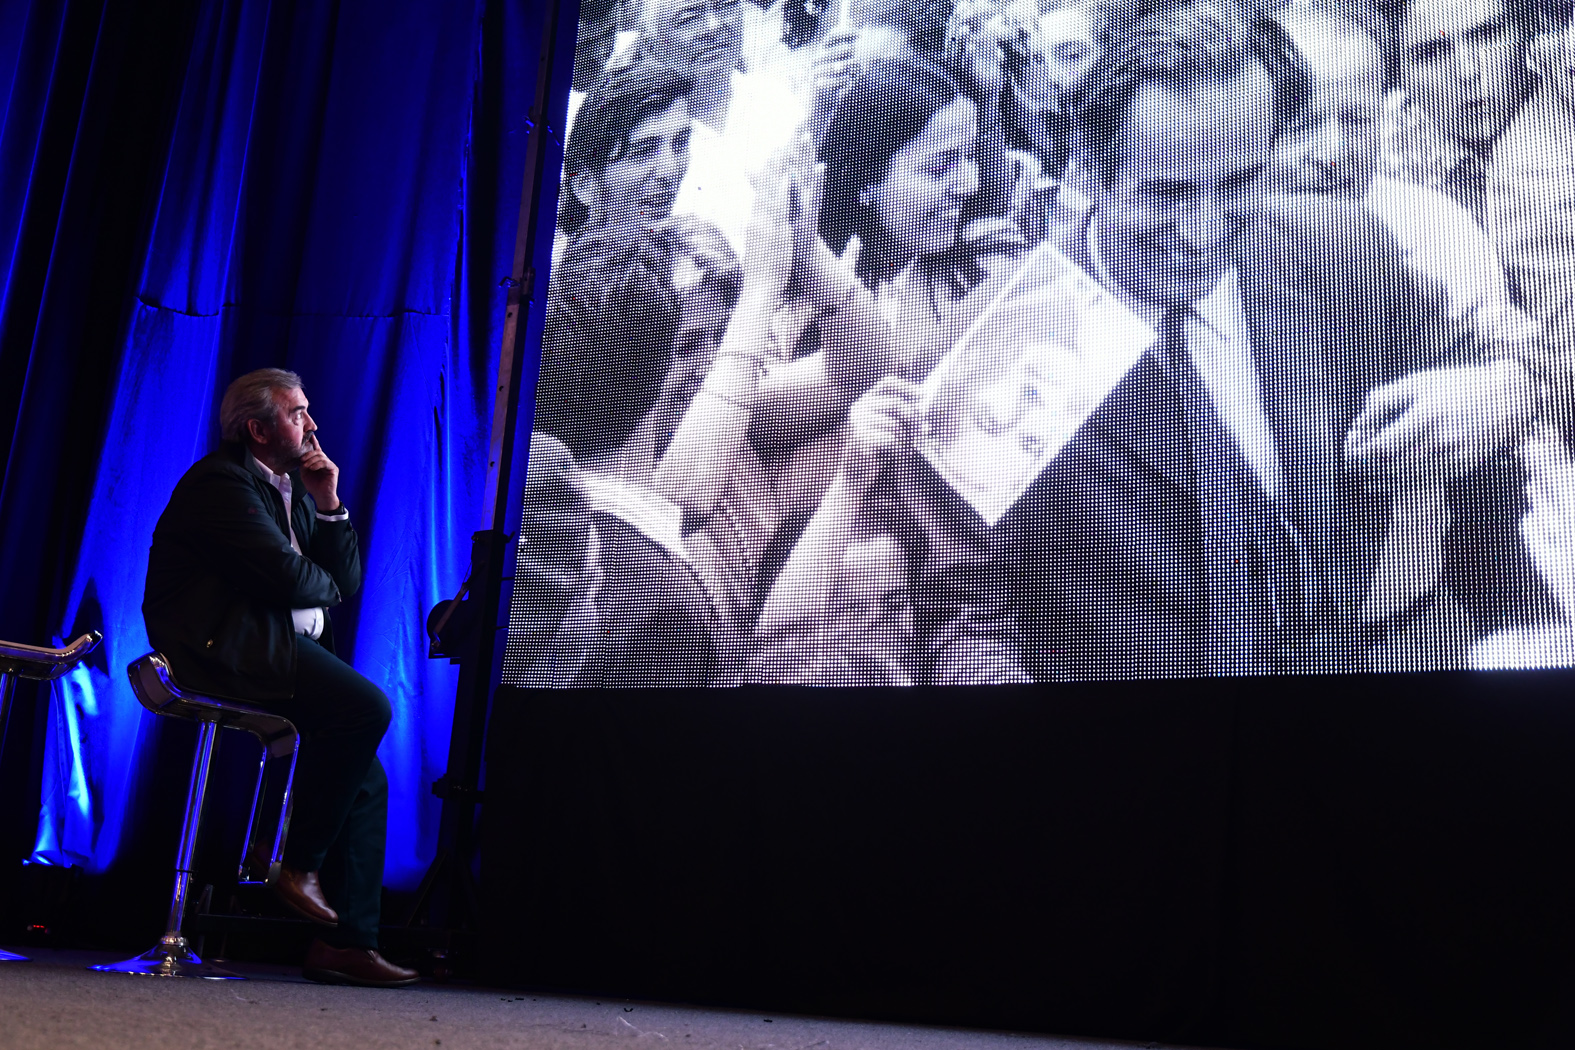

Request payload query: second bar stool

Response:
[0,631,103,963]
[91,653,300,979]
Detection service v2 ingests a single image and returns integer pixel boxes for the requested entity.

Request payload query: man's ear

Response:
[568,171,603,213]
[246,417,270,445]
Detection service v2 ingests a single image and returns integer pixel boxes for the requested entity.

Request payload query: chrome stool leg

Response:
[91,719,240,979]
[0,672,28,963]
[237,732,297,886]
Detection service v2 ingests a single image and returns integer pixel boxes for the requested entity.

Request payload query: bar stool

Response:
[0,631,103,963]
[91,653,300,980]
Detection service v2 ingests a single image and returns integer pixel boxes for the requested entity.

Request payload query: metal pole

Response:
[409,0,563,932]
[0,672,27,962]
[0,672,14,778]
[90,716,237,978]
[237,742,270,882]
[167,720,218,936]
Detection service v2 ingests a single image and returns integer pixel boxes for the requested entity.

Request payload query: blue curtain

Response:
[0,0,546,889]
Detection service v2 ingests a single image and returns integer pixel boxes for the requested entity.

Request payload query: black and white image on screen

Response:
[501,0,1575,687]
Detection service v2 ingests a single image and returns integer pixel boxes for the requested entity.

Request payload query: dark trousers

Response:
[264,635,391,948]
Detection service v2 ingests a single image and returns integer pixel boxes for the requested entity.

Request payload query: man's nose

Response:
[1452,40,1484,84]
[657,141,685,182]
[1175,192,1228,252]
[303,413,317,432]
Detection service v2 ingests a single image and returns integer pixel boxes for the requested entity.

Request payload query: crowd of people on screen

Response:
[502,0,1575,686]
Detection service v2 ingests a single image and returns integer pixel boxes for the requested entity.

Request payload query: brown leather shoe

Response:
[273,866,338,926]
[302,939,419,987]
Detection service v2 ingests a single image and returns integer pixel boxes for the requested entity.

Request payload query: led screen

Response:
[503,0,1575,686]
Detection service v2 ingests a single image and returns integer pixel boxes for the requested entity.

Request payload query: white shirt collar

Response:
[1191,266,1241,342]
[250,453,290,489]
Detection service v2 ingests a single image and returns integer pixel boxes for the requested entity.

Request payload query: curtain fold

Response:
[2,0,509,889]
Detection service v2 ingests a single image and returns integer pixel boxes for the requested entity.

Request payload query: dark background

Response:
[481,673,1575,1050]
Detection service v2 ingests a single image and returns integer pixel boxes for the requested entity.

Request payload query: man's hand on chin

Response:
[300,433,342,511]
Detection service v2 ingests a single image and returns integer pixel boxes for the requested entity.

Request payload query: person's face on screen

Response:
[1090,65,1275,310]
[1037,0,1098,96]
[647,0,745,87]
[1000,0,1097,158]
[867,95,980,265]
[574,98,692,237]
[1273,17,1384,201]
[1400,0,1530,154]
[651,277,733,434]
[938,352,1072,497]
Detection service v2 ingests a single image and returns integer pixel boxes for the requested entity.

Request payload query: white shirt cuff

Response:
[291,607,325,640]
[316,505,349,522]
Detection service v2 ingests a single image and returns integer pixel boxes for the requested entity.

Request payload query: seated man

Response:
[142,368,418,988]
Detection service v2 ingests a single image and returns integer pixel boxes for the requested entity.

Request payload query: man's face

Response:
[1090,65,1276,310]
[254,387,315,471]
[645,0,744,86]
[1400,0,1530,153]
[574,97,692,237]
[1274,17,1384,201]
[937,352,1074,502]
[1038,0,1098,96]
[648,277,733,443]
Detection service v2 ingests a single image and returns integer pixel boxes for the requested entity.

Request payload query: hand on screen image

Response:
[808,28,858,141]
[743,145,801,305]
[1345,359,1537,486]
[843,374,920,490]
[945,0,1013,106]
[1520,426,1575,626]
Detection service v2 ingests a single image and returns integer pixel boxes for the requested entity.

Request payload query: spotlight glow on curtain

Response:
[30,0,496,889]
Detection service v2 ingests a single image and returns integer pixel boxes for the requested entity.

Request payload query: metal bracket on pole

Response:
[405,0,562,935]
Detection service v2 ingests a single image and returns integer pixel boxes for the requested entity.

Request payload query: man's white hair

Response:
[219,368,302,442]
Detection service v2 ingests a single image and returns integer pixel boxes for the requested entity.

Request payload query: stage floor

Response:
[0,947,1219,1050]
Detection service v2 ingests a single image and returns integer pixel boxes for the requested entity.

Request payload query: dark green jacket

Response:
[142,441,361,701]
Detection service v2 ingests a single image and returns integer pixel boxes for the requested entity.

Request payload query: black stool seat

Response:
[91,653,300,980]
[0,631,102,963]
[127,654,298,761]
